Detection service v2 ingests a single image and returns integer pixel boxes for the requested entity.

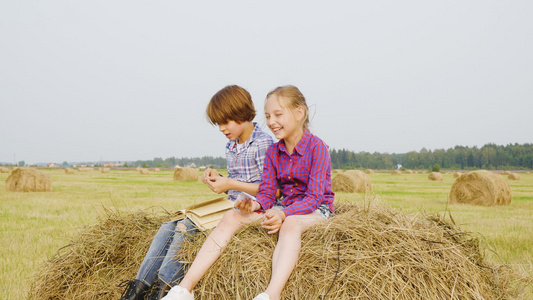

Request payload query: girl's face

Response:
[265,95,305,140]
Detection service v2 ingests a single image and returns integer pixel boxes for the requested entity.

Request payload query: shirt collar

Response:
[279,130,311,156]
[228,123,262,152]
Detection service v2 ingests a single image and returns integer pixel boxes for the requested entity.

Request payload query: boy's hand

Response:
[202,168,219,183]
[235,197,261,214]
[261,209,286,234]
[206,175,229,194]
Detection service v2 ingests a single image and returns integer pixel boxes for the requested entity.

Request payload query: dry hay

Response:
[428,172,443,181]
[332,171,372,193]
[508,173,520,180]
[29,202,524,299]
[65,168,75,174]
[364,169,374,174]
[101,168,110,173]
[1,167,10,173]
[391,170,402,175]
[173,167,198,181]
[449,170,512,206]
[453,172,462,178]
[139,168,150,175]
[153,168,160,172]
[5,168,52,192]
[403,170,414,174]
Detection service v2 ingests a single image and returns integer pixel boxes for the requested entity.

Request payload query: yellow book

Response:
[170,196,235,231]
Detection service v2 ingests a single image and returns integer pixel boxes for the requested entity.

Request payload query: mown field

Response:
[1,168,532,299]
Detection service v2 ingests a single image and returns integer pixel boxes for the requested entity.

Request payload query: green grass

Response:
[1,169,532,299]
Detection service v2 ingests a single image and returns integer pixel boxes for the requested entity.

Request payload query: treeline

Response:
[131,156,227,169]
[330,143,533,170]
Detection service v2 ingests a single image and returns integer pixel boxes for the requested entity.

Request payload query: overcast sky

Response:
[1,1,532,164]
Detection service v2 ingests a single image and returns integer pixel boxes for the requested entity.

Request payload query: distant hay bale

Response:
[453,172,462,178]
[29,202,522,299]
[508,173,520,180]
[173,167,198,181]
[428,172,443,181]
[139,168,149,175]
[5,168,52,192]
[403,170,414,174]
[0,167,10,173]
[101,168,110,173]
[501,171,511,175]
[332,171,371,193]
[391,170,402,175]
[153,168,160,172]
[449,170,512,206]
[364,169,374,174]
[65,168,74,174]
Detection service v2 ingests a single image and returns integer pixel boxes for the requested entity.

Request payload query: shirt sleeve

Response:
[282,140,330,216]
[255,146,277,210]
[254,135,272,180]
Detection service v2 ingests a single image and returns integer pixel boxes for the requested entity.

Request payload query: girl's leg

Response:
[178,209,263,292]
[264,214,323,300]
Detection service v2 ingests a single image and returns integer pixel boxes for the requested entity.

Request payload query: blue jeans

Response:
[135,218,199,287]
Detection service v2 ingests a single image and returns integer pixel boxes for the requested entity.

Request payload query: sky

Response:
[1,1,532,164]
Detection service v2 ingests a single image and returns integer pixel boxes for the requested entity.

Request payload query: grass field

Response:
[1,168,532,299]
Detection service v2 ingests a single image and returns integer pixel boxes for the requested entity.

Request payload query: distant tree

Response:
[18,161,25,167]
[62,161,69,167]
[431,163,441,172]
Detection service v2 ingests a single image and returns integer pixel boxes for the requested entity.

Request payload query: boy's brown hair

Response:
[206,85,256,125]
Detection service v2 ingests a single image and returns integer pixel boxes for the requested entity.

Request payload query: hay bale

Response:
[332,171,372,193]
[28,209,168,299]
[5,168,52,192]
[29,202,521,299]
[508,173,520,180]
[391,170,402,175]
[139,168,149,175]
[403,170,414,174]
[364,169,374,174]
[428,172,443,181]
[101,168,110,173]
[65,168,75,174]
[453,172,462,178]
[173,167,198,181]
[153,168,160,172]
[449,170,512,206]
[0,167,10,173]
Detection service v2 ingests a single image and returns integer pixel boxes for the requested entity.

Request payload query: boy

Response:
[120,85,273,300]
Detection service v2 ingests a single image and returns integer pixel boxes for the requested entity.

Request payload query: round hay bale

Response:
[5,168,52,192]
[449,170,512,206]
[428,172,443,181]
[332,171,371,193]
[101,168,110,173]
[453,172,462,178]
[139,168,149,175]
[1,167,10,173]
[29,203,521,299]
[391,170,402,175]
[403,170,414,174]
[364,169,374,174]
[65,168,74,174]
[508,173,520,180]
[153,168,160,172]
[173,167,198,181]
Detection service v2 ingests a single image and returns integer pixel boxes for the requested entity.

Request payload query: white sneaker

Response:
[253,292,270,300]
[161,285,194,300]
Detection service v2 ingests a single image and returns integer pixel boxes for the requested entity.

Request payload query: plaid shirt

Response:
[256,130,335,216]
[226,123,273,201]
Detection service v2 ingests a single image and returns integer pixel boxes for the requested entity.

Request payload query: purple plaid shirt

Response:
[226,123,273,201]
[256,130,335,216]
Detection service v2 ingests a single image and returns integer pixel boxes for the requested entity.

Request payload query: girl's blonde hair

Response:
[266,85,309,130]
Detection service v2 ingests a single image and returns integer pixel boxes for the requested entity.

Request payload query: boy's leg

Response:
[136,221,179,286]
[158,218,199,286]
[178,209,264,291]
[264,214,323,300]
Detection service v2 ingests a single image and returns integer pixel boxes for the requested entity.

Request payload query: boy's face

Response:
[218,120,246,141]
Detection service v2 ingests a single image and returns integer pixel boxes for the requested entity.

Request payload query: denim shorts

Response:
[272,201,333,220]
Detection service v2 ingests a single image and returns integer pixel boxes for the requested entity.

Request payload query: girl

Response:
[163,85,334,300]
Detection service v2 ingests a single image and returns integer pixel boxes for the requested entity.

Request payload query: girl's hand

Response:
[202,168,219,183]
[261,209,286,234]
[235,198,261,214]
